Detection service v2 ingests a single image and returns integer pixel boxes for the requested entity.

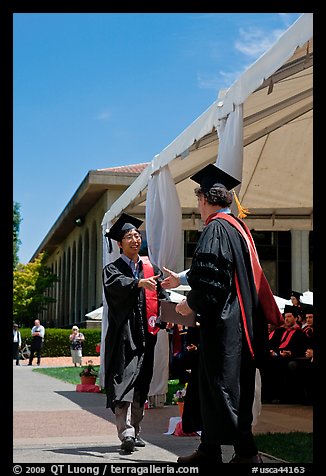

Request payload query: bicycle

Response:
[19,343,31,360]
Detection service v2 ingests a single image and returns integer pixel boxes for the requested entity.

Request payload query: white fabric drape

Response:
[146,164,182,269]
[216,104,243,182]
[216,103,262,425]
[216,104,243,215]
[146,164,182,397]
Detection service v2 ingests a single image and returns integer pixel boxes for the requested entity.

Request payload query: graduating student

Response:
[162,164,283,464]
[290,290,303,307]
[102,213,169,453]
[262,304,307,402]
[290,291,304,327]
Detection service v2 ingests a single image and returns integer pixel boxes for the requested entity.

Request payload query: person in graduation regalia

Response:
[162,164,283,465]
[262,304,307,403]
[102,213,169,453]
[290,290,305,327]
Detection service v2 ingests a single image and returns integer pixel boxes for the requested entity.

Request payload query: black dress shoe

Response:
[135,436,146,447]
[229,453,263,463]
[177,449,222,464]
[120,436,135,452]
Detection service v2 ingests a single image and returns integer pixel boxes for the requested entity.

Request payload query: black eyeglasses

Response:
[123,233,142,242]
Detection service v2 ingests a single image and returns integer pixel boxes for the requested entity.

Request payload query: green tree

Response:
[13,252,59,327]
[13,201,22,269]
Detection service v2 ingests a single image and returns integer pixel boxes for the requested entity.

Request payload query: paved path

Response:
[13,359,312,465]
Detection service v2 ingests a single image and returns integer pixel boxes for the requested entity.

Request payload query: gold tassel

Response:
[232,189,250,219]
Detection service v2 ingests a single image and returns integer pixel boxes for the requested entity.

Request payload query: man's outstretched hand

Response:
[161,267,180,289]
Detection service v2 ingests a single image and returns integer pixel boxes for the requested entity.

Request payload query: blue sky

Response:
[13,12,301,263]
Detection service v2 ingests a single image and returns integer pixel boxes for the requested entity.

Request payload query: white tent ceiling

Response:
[102,14,313,232]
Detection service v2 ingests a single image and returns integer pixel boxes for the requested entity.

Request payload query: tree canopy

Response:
[13,252,59,327]
[13,201,22,269]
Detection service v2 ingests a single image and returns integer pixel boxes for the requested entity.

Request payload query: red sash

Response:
[205,212,284,358]
[279,325,300,349]
[269,330,275,340]
[141,256,159,335]
[206,212,283,327]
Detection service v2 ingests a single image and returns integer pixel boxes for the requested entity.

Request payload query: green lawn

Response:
[34,368,313,463]
[255,432,313,463]
[34,365,100,386]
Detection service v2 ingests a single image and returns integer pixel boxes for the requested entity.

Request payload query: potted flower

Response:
[172,385,187,416]
[79,360,98,385]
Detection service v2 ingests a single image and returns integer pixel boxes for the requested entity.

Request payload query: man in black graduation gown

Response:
[163,164,283,464]
[102,213,169,453]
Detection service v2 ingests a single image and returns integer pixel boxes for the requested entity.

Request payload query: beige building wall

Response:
[42,187,126,328]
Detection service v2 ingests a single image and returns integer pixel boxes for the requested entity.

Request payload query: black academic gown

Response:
[102,257,169,412]
[186,215,271,446]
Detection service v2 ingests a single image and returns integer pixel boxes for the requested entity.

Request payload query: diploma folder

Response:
[159,300,196,327]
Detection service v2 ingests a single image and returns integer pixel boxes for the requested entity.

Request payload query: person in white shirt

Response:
[13,323,22,366]
[28,319,45,366]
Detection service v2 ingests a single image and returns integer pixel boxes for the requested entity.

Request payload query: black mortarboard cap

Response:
[190,164,241,191]
[301,303,314,315]
[105,213,143,252]
[283,304,300,317]
[290,290,303,300]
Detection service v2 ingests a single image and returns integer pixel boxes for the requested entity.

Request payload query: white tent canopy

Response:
[273,296,291,313]
[102,13,313,233]
[85,307,103,320]
[301,291,313,305]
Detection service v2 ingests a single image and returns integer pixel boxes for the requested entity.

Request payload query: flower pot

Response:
[177,401,184,416]
[80,375,96,385]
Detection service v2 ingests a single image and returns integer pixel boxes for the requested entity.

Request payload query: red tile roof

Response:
[98,163,149,174]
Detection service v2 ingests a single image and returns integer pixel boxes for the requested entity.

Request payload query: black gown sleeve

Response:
[186,221,234,317]
[102,262,140,327]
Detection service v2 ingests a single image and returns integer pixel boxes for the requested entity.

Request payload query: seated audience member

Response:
[261,305,306,402]
[287,304,314,404]
[302,304,314,343]
[170,324,200,385]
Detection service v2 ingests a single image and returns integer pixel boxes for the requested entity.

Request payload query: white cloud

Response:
[95,111,111,121]
[235,27,284,58]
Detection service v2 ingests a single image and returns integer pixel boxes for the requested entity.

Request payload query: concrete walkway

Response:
[13,363,313,465]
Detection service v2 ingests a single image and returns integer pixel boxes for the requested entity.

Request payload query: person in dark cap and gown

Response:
[287,303,315,404]
[102,213,170,453]
[162,164,283,464]
[262,304,307,403]
[290,290,303,306]
[290,290,304,327]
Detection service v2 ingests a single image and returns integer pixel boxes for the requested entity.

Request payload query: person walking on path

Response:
[162,164,283,465]
[102,213,170,454]
[28,319,45,366]
[13,322,22,366]
[69,325,85,367]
